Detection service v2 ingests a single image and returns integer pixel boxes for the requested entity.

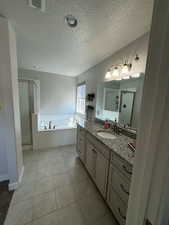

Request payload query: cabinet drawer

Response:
[110,165,130,204]
[111,153,132,180]
[86,132,110,160]
[86,141,97,178]
[107,189,127,225]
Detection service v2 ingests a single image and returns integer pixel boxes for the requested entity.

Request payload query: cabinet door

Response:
[107,188,127,225]
[76,127,86,163]
[110,165,130,204]
[79,138,85,163]
[95,152,109,198]
[76,127,80,155]
[76,135,80,155]
[86,141,97,179]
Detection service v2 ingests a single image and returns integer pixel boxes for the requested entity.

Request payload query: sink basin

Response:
[97,131,116,139]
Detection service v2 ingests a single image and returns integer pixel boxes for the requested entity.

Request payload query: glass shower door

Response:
[19,80,32,146]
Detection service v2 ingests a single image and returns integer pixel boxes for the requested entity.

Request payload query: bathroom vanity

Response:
[76,121,134,225]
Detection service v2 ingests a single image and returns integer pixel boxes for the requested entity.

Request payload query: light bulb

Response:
[105,70,111,80]
[122,76,130,79]
[116,77,122,80]
[122,63,129,74]
[112,67,119,77]
[131,73,140,78]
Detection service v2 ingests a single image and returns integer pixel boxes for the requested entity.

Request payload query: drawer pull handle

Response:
[122,165,132,175]
[120,184,129,195]
[118,208,126,220]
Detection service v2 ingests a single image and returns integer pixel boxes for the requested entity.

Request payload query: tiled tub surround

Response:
[78,120,135,166]
[77,121,135,225]
[5,145,117,225]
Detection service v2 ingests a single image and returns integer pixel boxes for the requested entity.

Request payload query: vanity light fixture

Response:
[121,63,129,74]
[116,77,122,81]
[105,70,112,80]
[105,54,140,81]
[121,63,132,74]
[112,66,119,77]
[131,73,140,78]
[135,54,140,61]
[122,76,130,79]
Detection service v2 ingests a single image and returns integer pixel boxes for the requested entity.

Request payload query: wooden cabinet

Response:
[86,141,97,178]
[111,153,132,180]
[107,154,132,225]
[95,151,109,198]
[86,139,109,198]
[110,165,130,203]
[76,124,133,225]
[107,187,127,225]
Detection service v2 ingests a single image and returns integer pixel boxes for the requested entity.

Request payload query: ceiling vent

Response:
[28,0,46,12]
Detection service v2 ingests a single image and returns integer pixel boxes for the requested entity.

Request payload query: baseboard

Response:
[8,166,24,191]
[0,174,9,182]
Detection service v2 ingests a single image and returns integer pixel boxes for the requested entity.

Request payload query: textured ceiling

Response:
[0,0,154,76]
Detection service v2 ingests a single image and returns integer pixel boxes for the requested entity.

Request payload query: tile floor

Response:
[4,145,118,225]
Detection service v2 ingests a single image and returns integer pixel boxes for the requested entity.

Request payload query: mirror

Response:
[96,73,144,129]
[103,88,120,112]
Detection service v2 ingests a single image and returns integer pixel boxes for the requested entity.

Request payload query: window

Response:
[76,83,86,114]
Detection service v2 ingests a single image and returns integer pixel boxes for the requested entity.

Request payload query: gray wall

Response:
[76,33,149,121]
[0,17,23,186]
[19,69,76,115]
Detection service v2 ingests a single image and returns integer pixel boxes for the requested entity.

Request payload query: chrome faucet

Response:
[112,121,121,135]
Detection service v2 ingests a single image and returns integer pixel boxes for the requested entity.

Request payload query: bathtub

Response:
[32,114,77,150]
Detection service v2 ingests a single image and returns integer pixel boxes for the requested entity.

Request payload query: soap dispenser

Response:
[104,120,110,129]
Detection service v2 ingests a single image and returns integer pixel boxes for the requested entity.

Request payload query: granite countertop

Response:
[77,120,135,166]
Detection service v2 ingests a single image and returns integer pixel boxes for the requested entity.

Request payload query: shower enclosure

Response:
[19,79,40,149]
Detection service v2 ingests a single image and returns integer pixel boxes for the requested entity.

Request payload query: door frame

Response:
[126,0,169,225]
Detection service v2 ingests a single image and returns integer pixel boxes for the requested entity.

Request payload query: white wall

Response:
[19,69,76,115]
[0,17,23,188]
[76,33,149,120]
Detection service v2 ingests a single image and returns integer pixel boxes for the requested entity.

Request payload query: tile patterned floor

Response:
[4,145,118,225]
